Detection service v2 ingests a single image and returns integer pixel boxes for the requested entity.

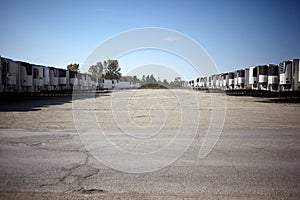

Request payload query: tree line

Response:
[66,59,121,80]
[139,75,184,88]
[66,60,184,88]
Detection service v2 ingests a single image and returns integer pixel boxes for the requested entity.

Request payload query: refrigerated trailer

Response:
[1,58,18,92]
[58,69,69,90]
[249,66,258,90]
[257,65,268,90]
[221,73,228,90]
[32,65,44,92]
[279,59,300,92]
[267,64,279,91]
[236,69,245,89]
[115,81,131,89]
[244,68,251,89]
[228,72,234,89]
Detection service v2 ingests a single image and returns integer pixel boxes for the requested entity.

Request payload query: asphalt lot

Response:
[0,89,299,199]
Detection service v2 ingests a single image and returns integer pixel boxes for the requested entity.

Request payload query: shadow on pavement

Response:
[0,91,112,112]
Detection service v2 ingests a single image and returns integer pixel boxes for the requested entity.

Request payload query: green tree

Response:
[104,60,121,80]
[163,79,169,85]
[149,74,157,83]
[146,75,150,83]
[67,63,80,72]
[88,62,103,78]
[132,75,138,84]
[169,81,175,87]
[174,77,183,87]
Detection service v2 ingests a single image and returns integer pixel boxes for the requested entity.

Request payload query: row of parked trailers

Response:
[0,56,140,93]
[189,59,300,95]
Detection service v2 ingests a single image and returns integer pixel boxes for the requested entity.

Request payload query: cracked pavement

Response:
[0,90,300,199]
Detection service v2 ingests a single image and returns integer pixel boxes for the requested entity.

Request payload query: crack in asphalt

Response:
[231,163,240,178]
[39,151,100,193]
[0,134,86,153]
[1,133,101,193]
[59,151,100,192]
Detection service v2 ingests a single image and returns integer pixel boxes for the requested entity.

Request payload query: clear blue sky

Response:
[1,0,300,81]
